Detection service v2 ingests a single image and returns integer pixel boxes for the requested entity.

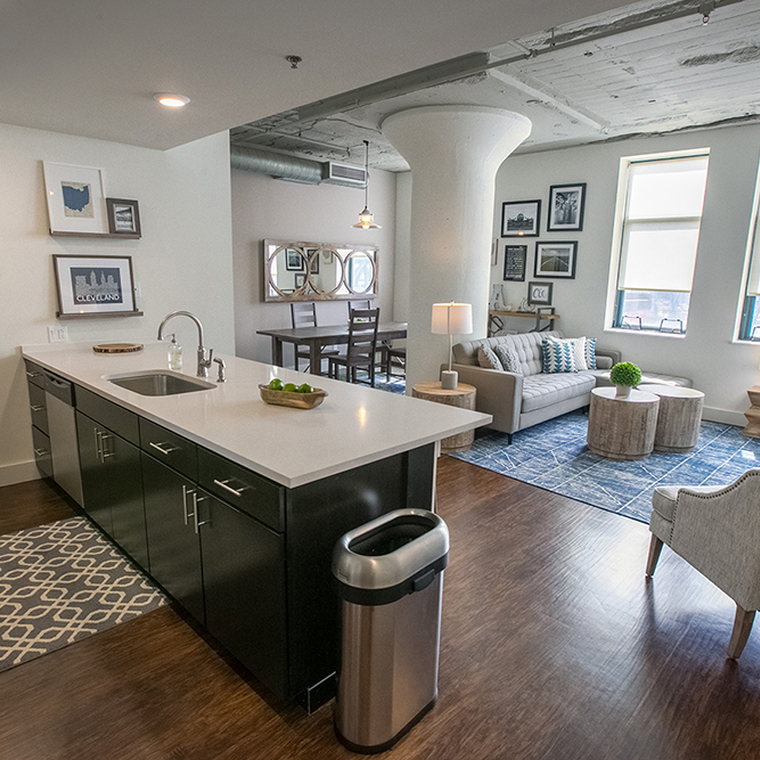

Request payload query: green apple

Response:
[268,378,283,391]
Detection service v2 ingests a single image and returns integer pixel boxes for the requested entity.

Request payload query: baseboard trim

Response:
[0,460,41,488]
[703,406,745,427]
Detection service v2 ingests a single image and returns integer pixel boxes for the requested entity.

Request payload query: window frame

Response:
[607,149,710,336]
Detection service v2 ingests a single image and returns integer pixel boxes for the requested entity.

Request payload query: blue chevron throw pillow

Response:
[585,337,597,370]
[541,337,578,373]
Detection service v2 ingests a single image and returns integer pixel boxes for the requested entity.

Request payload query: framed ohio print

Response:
[52,255,143,318]
[534,241,578,279]
[43,162,108,235]
[503,244,527,281]
[106,198,141,236]
[528,281,553,307]
[547,183,586,231]
[501,200,541,237]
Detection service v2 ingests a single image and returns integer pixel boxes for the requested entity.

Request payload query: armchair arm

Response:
[594,347,621,369]
[670,470,760,610]
[446,363,523,434]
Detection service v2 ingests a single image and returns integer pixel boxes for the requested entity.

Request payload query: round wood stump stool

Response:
[638,384,705,452]
[587,387,659,460]
[412,382,476,452]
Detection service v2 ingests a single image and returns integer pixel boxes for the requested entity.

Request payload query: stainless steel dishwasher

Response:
[44,370,83,505]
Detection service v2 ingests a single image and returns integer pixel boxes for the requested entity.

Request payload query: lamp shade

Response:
[431,302,473,335]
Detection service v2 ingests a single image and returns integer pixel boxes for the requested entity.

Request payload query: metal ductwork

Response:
[230,145,323,185]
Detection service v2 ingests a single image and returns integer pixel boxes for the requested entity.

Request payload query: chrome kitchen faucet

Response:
[157,310,213,378]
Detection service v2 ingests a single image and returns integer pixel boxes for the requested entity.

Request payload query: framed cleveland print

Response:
[501,200,541,237]
[503,244,527,281]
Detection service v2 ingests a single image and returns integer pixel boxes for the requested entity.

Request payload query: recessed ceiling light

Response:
[154,93,190,108]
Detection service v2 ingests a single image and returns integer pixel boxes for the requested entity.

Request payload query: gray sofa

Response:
[449,331,619,441]
[449,330,694,442]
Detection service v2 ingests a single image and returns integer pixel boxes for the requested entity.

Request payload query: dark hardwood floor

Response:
[1,460,759,759]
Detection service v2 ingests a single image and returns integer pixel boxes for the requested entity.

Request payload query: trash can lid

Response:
[332,508,449,591]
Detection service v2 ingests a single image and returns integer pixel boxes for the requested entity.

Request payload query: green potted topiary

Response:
[609,361,642,398]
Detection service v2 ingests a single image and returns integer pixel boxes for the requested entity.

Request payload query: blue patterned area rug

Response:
[0,516,166,671]
[451,410,760,523]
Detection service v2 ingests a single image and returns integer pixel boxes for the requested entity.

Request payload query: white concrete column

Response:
[382,106,531,390]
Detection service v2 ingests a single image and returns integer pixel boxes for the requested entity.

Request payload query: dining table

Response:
[257,321,407,376]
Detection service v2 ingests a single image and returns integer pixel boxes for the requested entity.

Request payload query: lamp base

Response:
[441,370,458,390]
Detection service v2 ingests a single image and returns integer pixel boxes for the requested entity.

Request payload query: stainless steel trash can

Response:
[332,508,449,754]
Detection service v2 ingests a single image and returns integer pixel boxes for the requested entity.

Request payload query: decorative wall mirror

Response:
[264,239,378,302]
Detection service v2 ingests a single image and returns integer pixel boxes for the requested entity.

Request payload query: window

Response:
[611,152,709,334]
[738,162,760,341]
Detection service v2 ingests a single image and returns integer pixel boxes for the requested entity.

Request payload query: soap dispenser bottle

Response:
[168,334,182,370]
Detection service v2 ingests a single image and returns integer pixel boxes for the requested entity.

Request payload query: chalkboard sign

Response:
[503,245,527,281]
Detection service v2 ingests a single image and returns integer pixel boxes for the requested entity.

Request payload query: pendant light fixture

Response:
[353,140,381,229]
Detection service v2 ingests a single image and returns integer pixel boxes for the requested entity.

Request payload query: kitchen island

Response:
[21,342,490,709]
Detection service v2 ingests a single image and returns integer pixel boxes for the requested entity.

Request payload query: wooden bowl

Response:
[258,384,327,409]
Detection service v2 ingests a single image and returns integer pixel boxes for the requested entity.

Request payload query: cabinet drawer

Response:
[24,360,46,389]
[76,386,140,445]
[198,448,284,532]
[140,418,197,480]
[32,425,53,479]
[28,382,49,434]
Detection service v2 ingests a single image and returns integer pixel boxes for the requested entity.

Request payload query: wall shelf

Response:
[50,231,141,240]
[489,308,558,332]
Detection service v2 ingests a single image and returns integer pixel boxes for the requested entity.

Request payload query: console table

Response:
[489,308,559,332]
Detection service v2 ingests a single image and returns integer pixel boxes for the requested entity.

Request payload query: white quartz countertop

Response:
[22,342,491,488]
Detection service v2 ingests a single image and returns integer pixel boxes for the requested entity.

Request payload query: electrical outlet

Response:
[47,325,68,343]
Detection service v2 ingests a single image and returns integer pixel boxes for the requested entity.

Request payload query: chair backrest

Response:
[347,308,379,361]
[348,300,371,318]
[291,302,316,329]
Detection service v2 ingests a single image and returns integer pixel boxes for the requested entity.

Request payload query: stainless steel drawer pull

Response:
[213,478,249,497]
[192,492,209,534]
[30,405,45,412]
[26,371,41,379]
[34,447,49,457]
[149,441,180,455]
[100,432,116,459]
[181,484,193,525]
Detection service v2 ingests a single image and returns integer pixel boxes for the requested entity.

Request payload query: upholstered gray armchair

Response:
[647,469,760,659]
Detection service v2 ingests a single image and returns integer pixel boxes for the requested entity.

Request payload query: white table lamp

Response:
[432,302,473,390]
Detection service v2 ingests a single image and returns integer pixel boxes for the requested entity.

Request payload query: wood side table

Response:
[638,384,705,452]
[587,387,660,460]
[743,385,760,438]
[412,382,476,452]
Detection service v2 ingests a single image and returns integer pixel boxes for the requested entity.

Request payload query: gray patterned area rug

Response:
[0,516,166,671]
[452,410,759,524]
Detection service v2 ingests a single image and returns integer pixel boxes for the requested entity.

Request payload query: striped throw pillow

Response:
[585,337,597,370]
[541,337,577,374]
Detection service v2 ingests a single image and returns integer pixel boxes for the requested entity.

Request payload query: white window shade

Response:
[619,221,701,292]
[628,157,709,219]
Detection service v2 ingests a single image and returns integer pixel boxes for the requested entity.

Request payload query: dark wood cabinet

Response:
[141,452,205,625]
[76,411,148,570]
[201,494,287,698]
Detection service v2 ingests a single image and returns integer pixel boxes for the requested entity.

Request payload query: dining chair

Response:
[328,308,380,386]
[289,302,338,372]
[646,468,760,659]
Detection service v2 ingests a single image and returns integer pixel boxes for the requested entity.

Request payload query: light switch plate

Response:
[47,325,68,343]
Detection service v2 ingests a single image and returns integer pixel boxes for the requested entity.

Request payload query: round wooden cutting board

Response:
[92,343,144,354]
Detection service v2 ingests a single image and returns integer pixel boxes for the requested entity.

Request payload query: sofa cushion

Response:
[477,345,502,370]
[521,372,596,413]
[452,330,562,375]
[493,344,523,374]
[585,338,597,370]
[542,337,578,374]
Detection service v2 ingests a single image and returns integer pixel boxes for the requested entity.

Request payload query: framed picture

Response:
[528,281,553,307]
[306,247,320,275]
[285,248,304,271]
[295,273,306,288]
[547,183,586,231]
[52,255,142,318]
[106,198,141,236]
[534,241,578,279]
[501,200,541,237]
[503,244,527,281]
[43,162,108,235]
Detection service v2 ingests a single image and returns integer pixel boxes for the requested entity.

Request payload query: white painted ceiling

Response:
[0,0,636,151]
[229,0,760,170]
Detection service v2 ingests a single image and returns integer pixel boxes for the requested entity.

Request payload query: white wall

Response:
[490,123,760,424]
[231,168,397,366]
[0,123,235,485]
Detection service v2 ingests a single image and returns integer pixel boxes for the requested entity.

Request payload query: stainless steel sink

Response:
[106,370,216,396]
